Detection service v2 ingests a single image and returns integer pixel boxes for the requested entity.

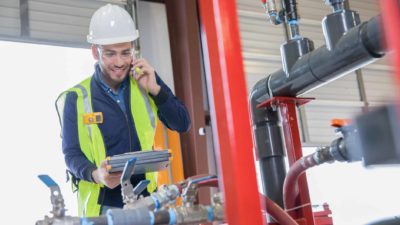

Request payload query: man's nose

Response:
[115,54,125,66]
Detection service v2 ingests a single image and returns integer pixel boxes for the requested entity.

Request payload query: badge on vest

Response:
[83,112,103,125]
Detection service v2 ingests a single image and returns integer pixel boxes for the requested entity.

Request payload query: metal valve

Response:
[120,158,150,209]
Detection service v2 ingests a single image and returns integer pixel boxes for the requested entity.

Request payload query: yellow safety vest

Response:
[56,76,158,217]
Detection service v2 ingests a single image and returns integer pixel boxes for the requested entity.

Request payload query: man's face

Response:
[93,42,134,86]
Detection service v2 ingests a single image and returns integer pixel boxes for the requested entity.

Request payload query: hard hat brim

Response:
[87,30,139,45]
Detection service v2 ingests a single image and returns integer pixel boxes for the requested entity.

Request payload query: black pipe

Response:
[250,15,384,208]
[367,216,400,225]
[326,0,345,12]
[249,80,286,208]
[281,0,300,39]
[268,15,384,97]
[282,0,299,21]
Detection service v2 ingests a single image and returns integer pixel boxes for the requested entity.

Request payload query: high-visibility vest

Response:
[56,76,158,217]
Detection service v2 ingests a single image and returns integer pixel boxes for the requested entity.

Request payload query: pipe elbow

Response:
[249,76,270,105]
[249,77,271,123]
[269,12,282,25]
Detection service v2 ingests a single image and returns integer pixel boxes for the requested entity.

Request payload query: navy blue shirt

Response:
[95,65,128,112]
[61,64,191,208]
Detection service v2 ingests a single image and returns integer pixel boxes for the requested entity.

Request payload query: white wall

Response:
[304,147,400,225]
[0,40,94,223]
[137,1,175,92]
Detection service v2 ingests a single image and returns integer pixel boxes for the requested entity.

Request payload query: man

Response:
[56,4,190,217]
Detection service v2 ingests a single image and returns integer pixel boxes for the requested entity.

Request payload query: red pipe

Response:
[283,154,317,213]
[197,178,219,188]
[260,193,298,225]
[380,0,400,101]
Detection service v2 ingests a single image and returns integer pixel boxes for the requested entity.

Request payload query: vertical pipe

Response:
[126,0,141,57]
[380,0,400,100]
[249,81,286,210]
[355,69,369,113]
[280,0,291,41]
[198,0,265,224]
[282,0,300,39]
[250,106,286,208]
[19,0,30,37]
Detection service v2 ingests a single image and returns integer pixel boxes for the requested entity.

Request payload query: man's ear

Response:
[91,45,99,60]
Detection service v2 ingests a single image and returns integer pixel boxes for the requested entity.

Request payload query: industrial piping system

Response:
[36,173,226,225]
[250,0,385,220]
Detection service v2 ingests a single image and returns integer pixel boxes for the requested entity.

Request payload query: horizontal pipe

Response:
[271,15,384,96]
[152,204,225,225]
[367,216,400,225]
[252,15,384,99]
[81,216,108,225]
[107,207,152,225]
[197,178,219,188]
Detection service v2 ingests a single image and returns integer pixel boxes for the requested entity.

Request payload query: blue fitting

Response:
[207,206,214,222]
[270,12,282,24]
[80,218,94,225]
[168,208,177,225]
[149,212,155,225]
[151,195,161,210]
[291,35,302,40]
[288,19,298,25]
[106,212,114,225]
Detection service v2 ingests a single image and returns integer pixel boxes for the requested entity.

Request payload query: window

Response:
[0,41,94,223]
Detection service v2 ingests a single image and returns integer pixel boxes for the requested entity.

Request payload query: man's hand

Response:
[92,160,122,189]
[131,58,161,96]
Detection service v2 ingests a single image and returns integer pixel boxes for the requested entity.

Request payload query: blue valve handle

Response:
[38,174,58,187]
[133,180,150,196]
[121,158,137,183]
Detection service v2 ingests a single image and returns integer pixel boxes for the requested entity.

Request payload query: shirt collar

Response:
[94,63,128,95]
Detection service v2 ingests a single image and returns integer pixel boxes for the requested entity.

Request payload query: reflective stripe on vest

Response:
[56,76,158,217]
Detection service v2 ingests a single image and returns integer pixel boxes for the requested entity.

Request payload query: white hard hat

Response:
[87,4,139,45]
